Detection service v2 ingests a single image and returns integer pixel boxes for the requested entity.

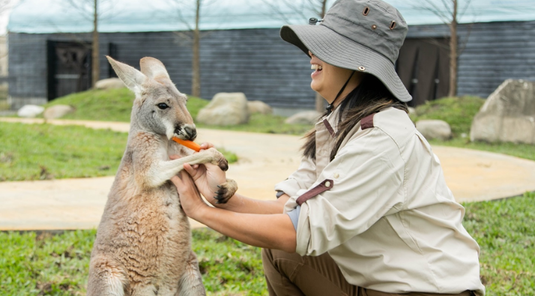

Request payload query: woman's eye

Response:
[157,103,169,110]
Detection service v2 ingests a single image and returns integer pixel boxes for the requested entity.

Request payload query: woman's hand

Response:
[171,142,229,206]
[171,171,207,220]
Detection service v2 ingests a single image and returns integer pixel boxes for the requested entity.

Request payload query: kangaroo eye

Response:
[157,103,169,110]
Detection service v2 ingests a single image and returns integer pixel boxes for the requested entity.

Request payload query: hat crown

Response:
[321,0,408,64]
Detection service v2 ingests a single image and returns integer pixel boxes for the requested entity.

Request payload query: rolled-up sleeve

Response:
[295,129,406,256]
[274,156,317,200]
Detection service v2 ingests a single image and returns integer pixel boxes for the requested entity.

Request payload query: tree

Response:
[261,0,331,112]
[412,0,472,97]
[65,0,114,88]
[166,0,208,98]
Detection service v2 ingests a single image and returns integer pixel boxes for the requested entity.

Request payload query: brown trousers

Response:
[262,248,474,296]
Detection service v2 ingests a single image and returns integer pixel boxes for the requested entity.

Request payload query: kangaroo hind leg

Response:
[87,257,128,296]
[176,251,206,296]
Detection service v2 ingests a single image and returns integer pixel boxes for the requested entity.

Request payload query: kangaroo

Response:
[87,56,237,296]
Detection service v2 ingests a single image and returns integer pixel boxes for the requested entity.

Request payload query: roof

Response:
[8,0,535,34]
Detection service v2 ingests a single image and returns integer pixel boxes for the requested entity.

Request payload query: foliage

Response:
[0,122,237,181]
[410,95,485,137]
[462,191,535,295]
[0,228,266,295]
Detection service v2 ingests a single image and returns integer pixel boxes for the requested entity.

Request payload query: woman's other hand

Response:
[171,171,207,220]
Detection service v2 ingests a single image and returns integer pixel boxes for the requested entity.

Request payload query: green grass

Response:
[1,193,534,295]
[410,95,486,137]
[0,122,126,181]
[462,192,535,295]
[0,228,265,296]
[0,122,237,181]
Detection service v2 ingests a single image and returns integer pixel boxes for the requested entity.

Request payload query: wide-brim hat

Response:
[280,0,412,102]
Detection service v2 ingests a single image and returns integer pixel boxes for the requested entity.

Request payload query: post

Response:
[92,0,100,88]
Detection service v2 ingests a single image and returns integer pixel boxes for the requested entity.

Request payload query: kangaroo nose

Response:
[183,125,197,141]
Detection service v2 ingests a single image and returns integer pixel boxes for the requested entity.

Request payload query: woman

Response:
[171,0,485,295]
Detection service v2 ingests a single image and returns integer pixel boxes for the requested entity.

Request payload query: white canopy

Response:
[8,0,535,34]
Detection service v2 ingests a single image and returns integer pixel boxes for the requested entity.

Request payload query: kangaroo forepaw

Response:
[218,158,229,171]
[214,179,238,204]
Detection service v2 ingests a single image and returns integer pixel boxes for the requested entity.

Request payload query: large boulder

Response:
[248,100,273,115]
[44,105,76,120]
[416,119,452,141]
[285,111,322,125]
[17,105,44,118]
[196,92,249,126]
[95,78,125,90]
[470,79,535,144]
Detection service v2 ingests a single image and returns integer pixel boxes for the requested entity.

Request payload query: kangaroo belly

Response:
[94,185,192,292]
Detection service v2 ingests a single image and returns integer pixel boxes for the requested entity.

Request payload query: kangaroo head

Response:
[106,56,196,141]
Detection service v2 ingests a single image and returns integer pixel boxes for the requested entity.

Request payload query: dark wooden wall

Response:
[8,20,535,110]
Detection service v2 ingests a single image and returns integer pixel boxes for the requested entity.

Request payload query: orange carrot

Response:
[172,137,201,152]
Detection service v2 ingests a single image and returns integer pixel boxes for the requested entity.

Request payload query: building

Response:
[6,0,535,111]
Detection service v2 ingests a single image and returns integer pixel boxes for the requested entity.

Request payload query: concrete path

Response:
[2,118,535,231]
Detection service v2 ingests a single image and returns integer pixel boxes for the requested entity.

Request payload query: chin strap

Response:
[326,71,356,114]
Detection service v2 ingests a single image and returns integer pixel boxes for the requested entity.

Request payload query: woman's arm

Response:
[171,172,296,253]
[182,162,289,214]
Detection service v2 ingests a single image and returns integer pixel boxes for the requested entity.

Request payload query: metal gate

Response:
[47,41,91,101]
[396,38,450,107]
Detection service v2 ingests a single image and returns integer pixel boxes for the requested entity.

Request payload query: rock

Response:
[248,100,273,115]
[17,105,44,118]
[196,92,249,126]
[470,79,535,144]
[416,119,452,140]
[95,78,125,90]
[43,105,76,119]
[285,111,322,125]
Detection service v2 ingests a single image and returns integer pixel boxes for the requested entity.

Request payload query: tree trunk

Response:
[191,0,201,97]
[92,0,99,88]
[314,0,329,112]
[448,0,458,97]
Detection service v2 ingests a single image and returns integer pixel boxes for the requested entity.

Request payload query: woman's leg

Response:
[262,248,476,296]
[262,248,358,296]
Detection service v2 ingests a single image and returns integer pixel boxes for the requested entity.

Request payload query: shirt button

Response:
[325,181,331,187]
[333,173,339,179]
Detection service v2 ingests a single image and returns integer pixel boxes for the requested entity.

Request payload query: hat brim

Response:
[280,24,412,103]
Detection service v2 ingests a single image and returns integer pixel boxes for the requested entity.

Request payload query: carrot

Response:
[172,137,201,152]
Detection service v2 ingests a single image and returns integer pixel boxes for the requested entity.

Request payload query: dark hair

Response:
[301,74,409,161]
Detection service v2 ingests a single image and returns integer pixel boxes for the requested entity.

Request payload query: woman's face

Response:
[309,51,362,106]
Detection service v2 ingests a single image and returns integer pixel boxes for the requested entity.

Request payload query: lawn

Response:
[0,228,265,295]
[1,192,533,295]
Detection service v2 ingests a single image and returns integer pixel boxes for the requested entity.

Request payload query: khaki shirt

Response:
[275,107,485,295]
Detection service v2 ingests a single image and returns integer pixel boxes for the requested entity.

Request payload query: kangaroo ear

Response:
[139,57,170,81]
[106,56,147,96]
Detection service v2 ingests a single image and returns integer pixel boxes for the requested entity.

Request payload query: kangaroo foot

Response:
[214,179,238,204]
